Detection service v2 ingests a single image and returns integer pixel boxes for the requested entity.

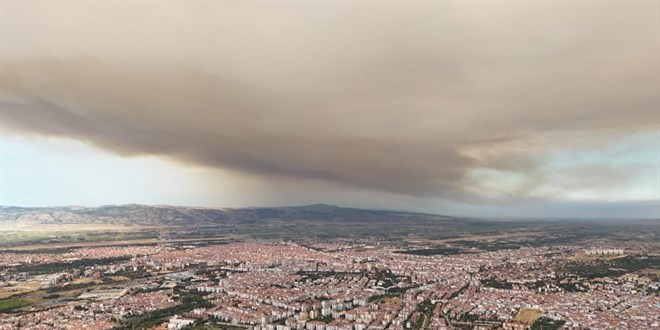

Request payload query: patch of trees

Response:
[450,284,470,299]
[481,278,513,290]
[2,256,132,274]
[114,292,212,330]
[368,293,400,302]
[563,255,659,279]
[394,248,464,256]
[46,281,97,293]
[531,317,565,330]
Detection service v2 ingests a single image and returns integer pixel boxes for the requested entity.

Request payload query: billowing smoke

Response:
[2,2,658,202]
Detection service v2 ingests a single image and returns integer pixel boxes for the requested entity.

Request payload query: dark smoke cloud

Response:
[2,2,658,202]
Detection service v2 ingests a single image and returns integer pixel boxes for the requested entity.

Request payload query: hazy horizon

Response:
[2,201,660,221]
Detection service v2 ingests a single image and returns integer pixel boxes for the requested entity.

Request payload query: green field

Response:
[0,298,31,313]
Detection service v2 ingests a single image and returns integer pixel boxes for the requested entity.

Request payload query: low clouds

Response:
[1,2,658,204]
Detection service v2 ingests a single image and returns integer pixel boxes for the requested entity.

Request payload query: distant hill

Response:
[2,204,658,246]
[0,204,456,227]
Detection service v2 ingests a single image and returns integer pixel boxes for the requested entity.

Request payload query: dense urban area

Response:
[0,236,658,330]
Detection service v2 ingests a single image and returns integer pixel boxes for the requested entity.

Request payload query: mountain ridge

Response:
[0,203,455,226]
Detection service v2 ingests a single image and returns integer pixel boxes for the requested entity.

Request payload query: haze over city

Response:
[2,1,658,218]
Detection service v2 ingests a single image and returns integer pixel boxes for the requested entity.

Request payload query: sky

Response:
[1,1,659,218]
